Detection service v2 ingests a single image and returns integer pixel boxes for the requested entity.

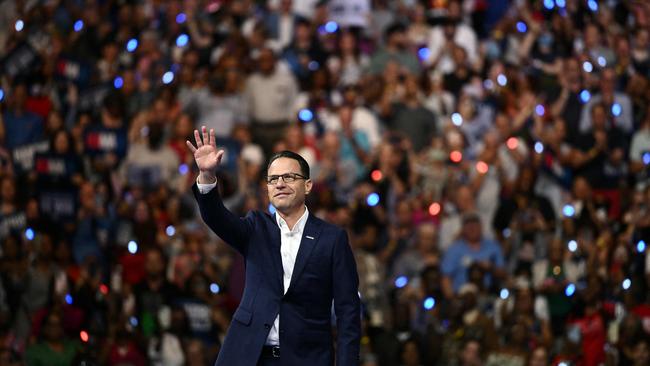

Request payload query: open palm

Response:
[186,126,224,174]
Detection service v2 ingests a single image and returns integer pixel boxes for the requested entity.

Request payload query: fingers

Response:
[186,140,197,153]
[194,129,203,148]
[202,126,209,147]
[209,128,216,148]
[216,150,224,164]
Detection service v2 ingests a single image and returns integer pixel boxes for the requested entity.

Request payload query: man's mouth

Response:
[274,192,290,198]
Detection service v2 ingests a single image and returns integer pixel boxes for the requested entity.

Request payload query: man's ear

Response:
[305,179,313,195]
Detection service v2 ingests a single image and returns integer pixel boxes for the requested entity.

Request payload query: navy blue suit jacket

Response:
[192,184,361,366]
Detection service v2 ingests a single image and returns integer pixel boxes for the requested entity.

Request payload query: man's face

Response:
[258,50,276,75]
[463,220,482,242]
[267,158,311,214]
[145,250,165,277]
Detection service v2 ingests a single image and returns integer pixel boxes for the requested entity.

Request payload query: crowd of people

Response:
[1,0,650,365]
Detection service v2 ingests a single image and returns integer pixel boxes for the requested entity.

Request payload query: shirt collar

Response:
[276,206,309,233]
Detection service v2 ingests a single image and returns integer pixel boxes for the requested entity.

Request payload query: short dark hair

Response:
[267,150,310,179]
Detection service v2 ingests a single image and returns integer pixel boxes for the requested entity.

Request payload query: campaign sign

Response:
[0,211,26,240]
[12,140,50,173]
[84,127,128,158]
[39,190,76,222]
[77,84,112,112]
[55,58,91,86]
[1,42,40,78]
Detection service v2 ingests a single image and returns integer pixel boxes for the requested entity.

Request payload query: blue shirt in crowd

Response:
[441,238,505,292]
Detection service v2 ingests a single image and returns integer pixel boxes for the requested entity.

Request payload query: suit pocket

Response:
[232,306,252,326]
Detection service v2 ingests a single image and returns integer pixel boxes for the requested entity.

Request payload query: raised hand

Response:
[186,126,224,182]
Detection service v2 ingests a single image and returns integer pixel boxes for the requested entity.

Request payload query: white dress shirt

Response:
[197,178,309,346]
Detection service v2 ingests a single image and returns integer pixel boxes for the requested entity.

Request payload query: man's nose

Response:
[275,177,288,187]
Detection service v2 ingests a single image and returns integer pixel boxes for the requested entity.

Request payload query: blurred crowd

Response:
[1,0,650,365]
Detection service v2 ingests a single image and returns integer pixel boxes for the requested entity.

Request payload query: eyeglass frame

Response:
[265,172,309,185]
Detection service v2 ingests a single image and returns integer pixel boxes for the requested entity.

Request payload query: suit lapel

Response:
[286,214,322,294]
[269,214,285,293]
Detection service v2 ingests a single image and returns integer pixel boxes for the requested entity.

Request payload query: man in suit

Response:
[186,126,361,365]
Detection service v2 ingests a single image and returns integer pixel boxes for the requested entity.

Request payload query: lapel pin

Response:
[306,235,315,240]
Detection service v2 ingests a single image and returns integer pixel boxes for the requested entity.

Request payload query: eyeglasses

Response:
[266,173,308,185]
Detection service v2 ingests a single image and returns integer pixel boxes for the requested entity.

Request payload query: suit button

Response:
[264,323,271,329]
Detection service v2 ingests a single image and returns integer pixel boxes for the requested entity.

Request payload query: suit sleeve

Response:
[332,229,361,366]
[191,182,254,256]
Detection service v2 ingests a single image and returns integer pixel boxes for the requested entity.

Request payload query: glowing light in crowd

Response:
[483,79,494,90]
[114,76,124,89]
[176,13,187,24]
[25,228,35,241]
[74,20,84,32]
[555,0,566,7]
[126,38,138,52]
[643,152,650,165]
[583,61,593,73]
[325,21,338,33]
[588,0,598,12]
[268,204,276,214]
[371,170,383,182]
[0,88,4,101]
[451,113,463,126]
[210,283,220,294]
[128,240,138,254]
[298,109,313,122]
[308,61,319,71]
[597,56,606,67]
[507,137,518,150]
[611,103,621,117]
[130,317,138,326]
[543,0,554,10]
[418,47,430,60]
[100,284,109,295]
[476,161,489,174]
[535,104,545,116]
[534,142,544,154]
[450,151,462,163]
[179,163,189,175]
[565,283,576,297]
[622,278,631,290]
[176,33,189,47]
[516,22,527,33]
[162,71,174,84]
[366,193,380,207]
[497,74,507,86]
[502,228,511,238]
[500,289,509,299]
[429,202,441,216]
[166,225,176,236]
[580,90,591,103]
[65,294,73,304]
[563,204,575,217]
[423,297,435,310]
[15,20,24,32]
[80,331,89,342]
[395,276,408,288]
[638,240,646,253]
[568,240,578,252]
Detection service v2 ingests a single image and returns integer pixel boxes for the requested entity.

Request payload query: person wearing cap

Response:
[187,127,361,366]
[441,212,505,298]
